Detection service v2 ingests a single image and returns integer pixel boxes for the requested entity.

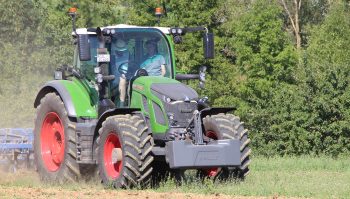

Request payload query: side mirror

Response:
[78,34,91,61]
[203,33,214,59]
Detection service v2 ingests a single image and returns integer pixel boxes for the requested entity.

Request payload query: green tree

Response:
[301,1,350,156]
[209,0,299,156]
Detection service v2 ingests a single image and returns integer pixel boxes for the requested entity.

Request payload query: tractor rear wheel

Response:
[95,114,154,188]
[198,113,251,180]
[34,93,80,182]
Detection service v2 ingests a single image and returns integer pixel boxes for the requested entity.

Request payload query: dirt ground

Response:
[0,170,302,199]
[0,187,296,199]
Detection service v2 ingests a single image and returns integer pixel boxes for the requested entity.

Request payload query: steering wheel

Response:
[117,61,135,80]
[117,61,129,75]
[118,61,148,80]
[134,68,148,77]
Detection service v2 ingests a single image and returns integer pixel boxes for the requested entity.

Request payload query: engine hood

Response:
[151,83,198,101]
[132,76,198,101]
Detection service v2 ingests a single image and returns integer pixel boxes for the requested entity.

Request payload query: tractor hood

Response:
[133,76,198,101]
[151,83,198,101]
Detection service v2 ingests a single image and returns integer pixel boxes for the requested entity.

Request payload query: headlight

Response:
[167,113,174,120]
[173,35,182,44]
[162,95,172,103]
[94,67,101,74]
[54,70,63,80]
[96,74,103,83]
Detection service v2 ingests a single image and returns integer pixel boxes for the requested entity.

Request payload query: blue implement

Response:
[0,128,33,150]
[0,128,34,172]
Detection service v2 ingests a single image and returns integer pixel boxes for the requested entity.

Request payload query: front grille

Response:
[151,89,198,127]
[164,101,197,127]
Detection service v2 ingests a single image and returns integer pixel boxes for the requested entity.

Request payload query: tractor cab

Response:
[73,25,175,106]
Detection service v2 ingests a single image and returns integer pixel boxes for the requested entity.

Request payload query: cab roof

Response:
[73,24,170,35]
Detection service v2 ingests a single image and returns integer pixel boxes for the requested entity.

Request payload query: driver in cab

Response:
[140,40,166,76]
[111,38,129,107]
[115,39,166,107]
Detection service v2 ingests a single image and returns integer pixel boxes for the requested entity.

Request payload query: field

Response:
[0,156,349,199]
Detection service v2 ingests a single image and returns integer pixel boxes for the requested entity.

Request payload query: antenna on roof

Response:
[155,7,163,26]
[68,5,78,34]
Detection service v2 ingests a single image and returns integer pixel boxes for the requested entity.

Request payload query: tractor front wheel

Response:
[95,114,154,188]
[197,113,251,181]
[34,93,80,182]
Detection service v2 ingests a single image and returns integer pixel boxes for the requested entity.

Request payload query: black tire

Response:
[34,92,80,182]
[197,113,251,180]
[95,114,154,188]
[79,164,98,181]
[151,160,169,185]
[151,160,185,187]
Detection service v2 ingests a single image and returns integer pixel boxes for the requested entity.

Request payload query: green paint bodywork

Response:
[130,76,181,134]
[60,78,98,118]
[166,35,177,77]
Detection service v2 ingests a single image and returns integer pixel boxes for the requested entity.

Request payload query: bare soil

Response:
[0,187,299,199]
[0,170,301,199]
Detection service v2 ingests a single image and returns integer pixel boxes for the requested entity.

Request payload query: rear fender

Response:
[34,80,97,118]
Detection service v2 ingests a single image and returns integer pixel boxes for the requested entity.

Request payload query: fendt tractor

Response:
[33,7,251,188]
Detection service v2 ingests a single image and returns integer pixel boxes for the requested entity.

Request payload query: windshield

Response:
[77,28,173,106]
[110,28,172,79]
[78,28,172,81]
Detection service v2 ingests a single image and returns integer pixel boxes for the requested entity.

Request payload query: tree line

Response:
[1,0,350,156]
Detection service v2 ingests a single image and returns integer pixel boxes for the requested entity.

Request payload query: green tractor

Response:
[33,9,251,188]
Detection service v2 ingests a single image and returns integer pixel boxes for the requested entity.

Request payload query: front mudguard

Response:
[200,107,235,118]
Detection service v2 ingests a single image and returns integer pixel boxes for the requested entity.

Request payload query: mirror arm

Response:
[175,74,200,80]
[204,27,208,34]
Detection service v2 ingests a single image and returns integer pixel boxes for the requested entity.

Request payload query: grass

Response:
[155,156,350,198]
[0,156,349,198]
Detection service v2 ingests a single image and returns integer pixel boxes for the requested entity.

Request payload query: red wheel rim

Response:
[104,132,123,179]
[41,112,65,172]
[205,130,219,177]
